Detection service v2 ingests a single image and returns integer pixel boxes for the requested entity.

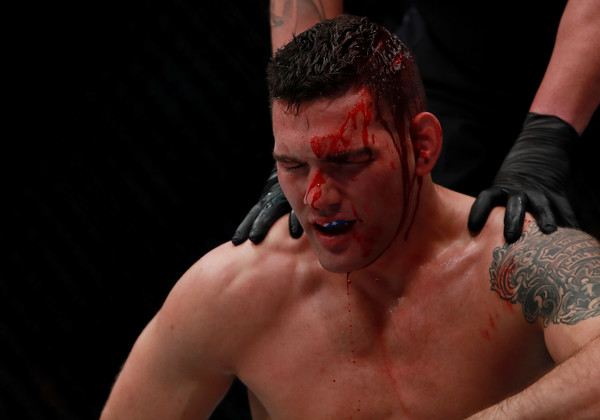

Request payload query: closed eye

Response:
[272,152,306,171]
[274,158,307,172]
[281,162,306,171]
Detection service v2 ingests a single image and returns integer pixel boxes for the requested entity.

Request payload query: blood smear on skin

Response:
[307,170,325,207]
[310,97,373,158]
[345,272,361,418]
[346,273,356,364]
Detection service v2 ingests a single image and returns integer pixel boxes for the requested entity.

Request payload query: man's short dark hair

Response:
[267,14,426,139]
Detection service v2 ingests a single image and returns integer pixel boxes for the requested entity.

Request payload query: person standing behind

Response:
[233,0,600,245]
[101,15,600,419]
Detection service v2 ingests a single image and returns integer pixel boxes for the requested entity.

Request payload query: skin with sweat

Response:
[237,90,553,418]
[101,88,600,420]
[273,89,421,273]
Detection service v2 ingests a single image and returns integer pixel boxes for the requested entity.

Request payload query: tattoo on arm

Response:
[270,0,327,28]
[490,222,600,326]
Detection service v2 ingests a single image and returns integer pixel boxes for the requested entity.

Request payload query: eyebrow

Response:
[325,147,373,162]
[272,152,299,162]
[273,147,373,163]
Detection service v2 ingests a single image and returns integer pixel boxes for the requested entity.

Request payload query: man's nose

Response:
[304,169,341,212]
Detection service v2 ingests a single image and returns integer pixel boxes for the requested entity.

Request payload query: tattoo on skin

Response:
[270,0,327,28]
[490,222,600,326]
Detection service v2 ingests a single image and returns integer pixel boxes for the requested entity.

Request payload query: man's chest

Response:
[235,280,554,420]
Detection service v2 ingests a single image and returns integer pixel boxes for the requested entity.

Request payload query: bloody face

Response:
[273,88,415,273]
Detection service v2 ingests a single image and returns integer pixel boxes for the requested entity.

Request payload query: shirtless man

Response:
[100,15,600,419]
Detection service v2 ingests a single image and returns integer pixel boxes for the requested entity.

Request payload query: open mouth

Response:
[314,219,356,235]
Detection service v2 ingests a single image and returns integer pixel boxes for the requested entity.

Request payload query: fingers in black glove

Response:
[526,190,557,235]
[232,164,303,245]
[504,193,527,243]
[232,177,291,245]
[467,112,580,243]
[232,202,267,245]
[247,192,291,244]
[468,186,504,232]
[289,210,304,239]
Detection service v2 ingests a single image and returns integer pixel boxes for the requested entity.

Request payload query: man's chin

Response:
[307,232,374,273]
[316,254,370,274]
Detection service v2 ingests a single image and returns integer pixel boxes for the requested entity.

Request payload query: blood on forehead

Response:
[309,93,374,158]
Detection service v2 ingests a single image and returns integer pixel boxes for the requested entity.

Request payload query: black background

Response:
[8,1,275,419]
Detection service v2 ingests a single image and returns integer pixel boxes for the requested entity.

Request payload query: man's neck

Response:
[346,181,473,298]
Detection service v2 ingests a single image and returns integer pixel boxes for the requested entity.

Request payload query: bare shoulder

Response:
[156,216,317,362]
[178,215,315,305]
[489,221,600,328]
[100,217,316,419]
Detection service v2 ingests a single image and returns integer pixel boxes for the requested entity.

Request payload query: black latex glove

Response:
[468,112,580,243]
[232,164,303,245]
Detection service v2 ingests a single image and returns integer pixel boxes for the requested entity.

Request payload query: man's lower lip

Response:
[313,226,355,247]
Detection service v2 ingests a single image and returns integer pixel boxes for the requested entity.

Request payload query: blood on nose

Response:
[305,170,325,209]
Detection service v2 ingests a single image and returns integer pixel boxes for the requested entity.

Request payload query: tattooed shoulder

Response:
[489,222,600,326]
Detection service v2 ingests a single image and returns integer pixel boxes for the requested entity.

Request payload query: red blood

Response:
[350,205,363,222]
[346,272,352,296]
[307,170,325,207]
[488,314,496,330]
[480,329,491,340]
[392,52,403,69]
[403,174,423,240]
[346,273,356,365]
[310,96,373,158]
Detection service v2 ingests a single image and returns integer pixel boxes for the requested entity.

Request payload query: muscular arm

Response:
[469,337,600,419]
[270,0,343,54]
[472,224,600,418]
[530,0,600,134]
[101,246,242,420]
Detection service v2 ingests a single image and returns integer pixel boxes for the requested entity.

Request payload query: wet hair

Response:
[267,15,428,238]
[267,14,426,139]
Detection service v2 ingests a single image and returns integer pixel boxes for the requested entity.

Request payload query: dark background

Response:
[8,1,274,419]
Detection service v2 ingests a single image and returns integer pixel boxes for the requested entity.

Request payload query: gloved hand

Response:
[468,112,580,243]
[232,164,303,245]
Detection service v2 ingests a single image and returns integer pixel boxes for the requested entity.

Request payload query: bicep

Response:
[101,315,234,420]
[493,225,600,363]
[538,229,600,363]
[545,317,600,363]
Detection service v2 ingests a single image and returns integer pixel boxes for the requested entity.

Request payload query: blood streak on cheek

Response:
[350,205,361,227]
[351,224,379,258]
[349,205,371,256]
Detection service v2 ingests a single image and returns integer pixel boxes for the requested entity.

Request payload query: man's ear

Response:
[411,112,442,176]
